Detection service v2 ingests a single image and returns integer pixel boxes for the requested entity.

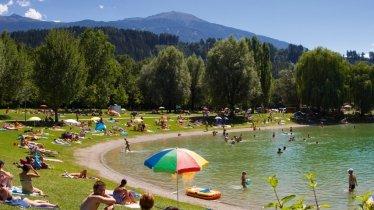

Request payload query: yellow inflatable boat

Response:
[186,187,221,200]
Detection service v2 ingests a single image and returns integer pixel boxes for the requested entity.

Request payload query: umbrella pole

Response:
[176,173,179,202]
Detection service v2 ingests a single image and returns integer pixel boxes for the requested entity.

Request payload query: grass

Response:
[0,109,293,209]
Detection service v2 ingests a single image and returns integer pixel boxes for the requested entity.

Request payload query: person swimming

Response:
[277,148,283,154]
[272,132,275,138]
[283,146,286,150]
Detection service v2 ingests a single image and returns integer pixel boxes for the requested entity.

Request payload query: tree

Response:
[296,47,348,110]
[246,37,273,107]
[258,43,273,106]
[273,68,298,107]
[0,32,33,106]
[186,54,205,110]
[79,29,121,108]
[116,55,142,109]
[35,30,87,122]
[139,46,191,111]
[206,37,261,109]
[349,62,374,114]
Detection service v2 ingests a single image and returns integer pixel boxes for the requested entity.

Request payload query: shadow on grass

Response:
[0,115,11,120]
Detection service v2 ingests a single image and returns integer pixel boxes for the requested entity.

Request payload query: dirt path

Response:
[74,124,307,210]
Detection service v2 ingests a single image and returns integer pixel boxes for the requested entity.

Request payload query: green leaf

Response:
[264,202,278,208]
[268,175,279,188]
[281,195,296,204]
[319,204,331,208]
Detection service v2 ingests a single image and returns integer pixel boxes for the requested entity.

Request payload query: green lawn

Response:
[0,109,293,209]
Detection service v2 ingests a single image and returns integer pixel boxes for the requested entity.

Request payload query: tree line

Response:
[0,28,373,122]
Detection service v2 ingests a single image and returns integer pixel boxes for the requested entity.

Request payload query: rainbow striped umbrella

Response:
[144,148,208,201]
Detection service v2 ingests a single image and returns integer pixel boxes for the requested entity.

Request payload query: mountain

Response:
[0,11,289,48]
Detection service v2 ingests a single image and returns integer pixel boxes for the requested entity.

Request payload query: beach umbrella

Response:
[214,116,222,120]
[144,148,208,201]
[63,119,80,126]
[90,117,101,122]
[28,116,41,121]
[159,106,165,110]
[28,116,41,127]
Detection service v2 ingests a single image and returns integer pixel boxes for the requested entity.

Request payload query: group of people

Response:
[0,160,58,208]
[80,179,178,210]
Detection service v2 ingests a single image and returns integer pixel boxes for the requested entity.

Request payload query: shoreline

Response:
[74,124,307,210]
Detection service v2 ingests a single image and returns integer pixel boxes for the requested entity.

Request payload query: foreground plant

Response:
[305,172,330,210]
[353,192,374,210]
[265,175,296,209]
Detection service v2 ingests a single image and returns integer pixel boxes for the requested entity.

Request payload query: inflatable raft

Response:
[186,187,221,200]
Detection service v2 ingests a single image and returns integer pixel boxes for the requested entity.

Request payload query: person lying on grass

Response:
[0,160,13,189]
[80,180,116,210]
[62,169,99,180]
[113,179,136,205]
[0,187,58,208]
[62,170,87,179]
[18,164,44,196]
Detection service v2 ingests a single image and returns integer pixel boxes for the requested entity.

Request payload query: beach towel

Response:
[52,139,70,146]
[44,158,63,163]
[10,186,39,196]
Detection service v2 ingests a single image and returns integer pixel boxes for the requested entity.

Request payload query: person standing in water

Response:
[124,138,131,152]
[348,168,358,192]
[241,171,247,189]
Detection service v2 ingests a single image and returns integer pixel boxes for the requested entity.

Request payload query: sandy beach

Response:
[74,124,307,210]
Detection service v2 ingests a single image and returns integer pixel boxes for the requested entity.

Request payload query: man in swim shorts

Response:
[80,181,116,210]
[348,168,358,192]
[241,171,247,189]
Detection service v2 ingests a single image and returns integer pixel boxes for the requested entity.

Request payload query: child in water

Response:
[348,168,358,192]
[241,171,247,189]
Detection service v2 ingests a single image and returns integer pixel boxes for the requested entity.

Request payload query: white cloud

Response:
[7,0,13,6]
[25,8,42,20]
[99,4,104,9]
[37,0,44,1]
[17,0,30,7]
[53,20,61,23]
[0,4,8,15]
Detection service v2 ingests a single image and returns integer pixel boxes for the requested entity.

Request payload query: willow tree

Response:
[206,37,261,109]
[139,46,191,111]
[187,54,205,110]
[35,30,87,122]
[296,47,348,110]
[349,62,374,114]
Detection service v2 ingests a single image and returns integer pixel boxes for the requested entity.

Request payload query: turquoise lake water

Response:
[103,124,374,209]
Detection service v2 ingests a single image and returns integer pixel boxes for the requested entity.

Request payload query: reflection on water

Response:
[104,124,374,209]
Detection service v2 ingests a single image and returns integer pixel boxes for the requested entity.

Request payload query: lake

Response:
[103,124,374,209]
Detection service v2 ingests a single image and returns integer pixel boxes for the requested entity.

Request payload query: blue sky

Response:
[1,0,373,55]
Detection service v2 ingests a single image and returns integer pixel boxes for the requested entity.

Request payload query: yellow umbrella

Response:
[27,116,41,127]
[90,117,101,122]
[28,116,41,121]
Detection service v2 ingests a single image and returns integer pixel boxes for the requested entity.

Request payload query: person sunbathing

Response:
[113,179,136,205]
[0,187,58,208]
[62,170,88,179]
[0,161,13,189]
[80,181,115,210]
[19,164,44,196]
